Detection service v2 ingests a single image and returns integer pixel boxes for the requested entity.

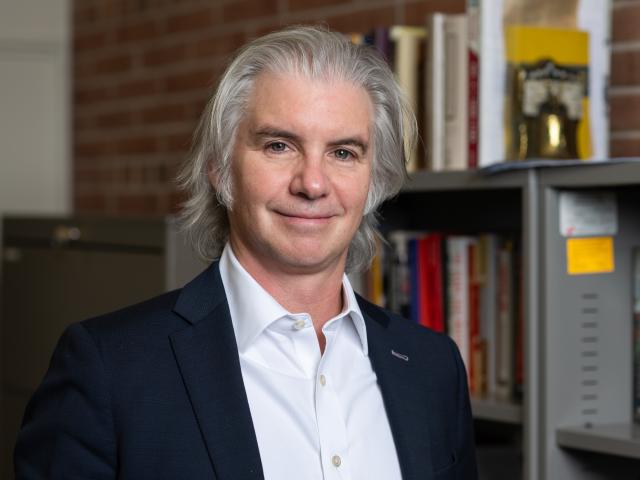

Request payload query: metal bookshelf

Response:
[471,396,523,425]
[556,423,640,460]
[394,159,640,480]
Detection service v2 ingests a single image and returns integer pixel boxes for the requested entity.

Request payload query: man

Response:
[15,26,477,479]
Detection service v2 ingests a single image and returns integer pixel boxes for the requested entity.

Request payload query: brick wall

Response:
[610,0,640,156]
[74,0,636,216]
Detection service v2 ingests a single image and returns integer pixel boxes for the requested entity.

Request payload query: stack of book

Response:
[349,0,609,172]
[360,231,523,402]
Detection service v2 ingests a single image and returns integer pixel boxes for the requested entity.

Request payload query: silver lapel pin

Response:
[391,349,409,362]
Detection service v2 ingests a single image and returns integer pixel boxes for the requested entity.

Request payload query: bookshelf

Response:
[380,159,640,480]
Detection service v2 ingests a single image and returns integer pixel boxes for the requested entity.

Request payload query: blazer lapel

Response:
[359,298,435,480]
[170,263,264,480]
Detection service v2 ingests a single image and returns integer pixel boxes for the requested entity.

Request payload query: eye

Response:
[267,141,288,153]
[334,148,354,161]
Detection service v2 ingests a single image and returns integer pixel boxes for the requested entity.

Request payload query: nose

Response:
[289,155,330,200]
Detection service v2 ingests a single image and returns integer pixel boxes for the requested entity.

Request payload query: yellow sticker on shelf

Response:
[566,237,615,275]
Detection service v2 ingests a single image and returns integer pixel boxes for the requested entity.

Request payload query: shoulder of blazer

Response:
[78,261,223,346]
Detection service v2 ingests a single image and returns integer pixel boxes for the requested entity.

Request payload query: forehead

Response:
[242,71,373,135]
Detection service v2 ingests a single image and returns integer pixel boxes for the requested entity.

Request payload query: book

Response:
[468,238,482,394]
[447,236,473,376]
[478,233,498,396]
[496,238,515,400]
[443,14,469,170]
[425,14,445,172]
[389,26,427,172]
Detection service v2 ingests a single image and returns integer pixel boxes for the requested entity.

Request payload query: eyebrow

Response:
[252,126,369,153]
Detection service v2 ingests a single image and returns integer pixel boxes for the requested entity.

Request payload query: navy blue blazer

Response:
[15,262,477,479]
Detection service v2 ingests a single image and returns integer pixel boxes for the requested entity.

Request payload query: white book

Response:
[447,236,473,375]
[443,14,469,170]
[425,13,446,171]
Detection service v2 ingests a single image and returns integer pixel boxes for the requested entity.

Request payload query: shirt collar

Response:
[218,243,368,355]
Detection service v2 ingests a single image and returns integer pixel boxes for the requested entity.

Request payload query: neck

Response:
[229,245,346,331]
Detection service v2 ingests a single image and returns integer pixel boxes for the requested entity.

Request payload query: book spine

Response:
[418,236,431,328]
[443,14,469,170]
[390,26,427,172]
[447,236,471,376]
[428,233,445,333]
[468,239,481,395]
[479,234,498,396]
[425,14,445,172]
[496,239,514,400]
[466,0,480,169]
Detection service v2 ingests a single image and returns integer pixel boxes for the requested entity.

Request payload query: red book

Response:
[468,241,481,395]
[467,48,479,168]
[426,234,445,333]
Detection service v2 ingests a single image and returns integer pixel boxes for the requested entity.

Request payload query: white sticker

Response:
[559,191,617,237]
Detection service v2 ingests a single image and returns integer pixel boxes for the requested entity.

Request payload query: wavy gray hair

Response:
[178,25,416,273]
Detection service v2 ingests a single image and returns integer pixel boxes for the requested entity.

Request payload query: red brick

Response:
[610,94,640,130]
[116,79,161,98]
[166,131,194,152]
[193,32,245,58]
[610,137,640,157]
[142,104,188,124]
[74,193,107,213]
[74,5,99,25]
[116,136,159,154]
[612,4,640,42]
[404,0,466,23]
[74,86,112,105]
[74,31,107,50]
[611,50,640,86]
[143,43,190,67]
[75,141,113,158]
[223,0,279,23]
[115,193,160,214]
[96,111,134,128]
[100,0,127,19]
[287,0,351,12]
[116,20,159,44]
[324,6,396,33]
[165,70,214,93]
[94,54,132,75]
[165,7,221,33]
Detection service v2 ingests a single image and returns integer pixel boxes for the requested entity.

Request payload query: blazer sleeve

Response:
[449,336,479,479]
[14,322,117,479]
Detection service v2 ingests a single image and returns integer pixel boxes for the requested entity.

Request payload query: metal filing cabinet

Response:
[0,216,207,478]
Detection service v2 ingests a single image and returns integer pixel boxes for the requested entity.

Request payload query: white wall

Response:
[0,0,71,216]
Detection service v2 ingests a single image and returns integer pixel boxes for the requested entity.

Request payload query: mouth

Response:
[274,210,335,224]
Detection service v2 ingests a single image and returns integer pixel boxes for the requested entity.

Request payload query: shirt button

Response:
[332,455,341,467]
[319,374,326,386]
[293,319,306,330]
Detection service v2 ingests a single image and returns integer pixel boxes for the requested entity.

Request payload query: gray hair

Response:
[178,25,416,273]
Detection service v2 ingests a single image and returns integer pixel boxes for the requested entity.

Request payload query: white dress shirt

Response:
[219,244,403,480]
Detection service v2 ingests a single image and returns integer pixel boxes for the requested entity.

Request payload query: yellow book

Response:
[390,26,427,172]
[504,26,591,160]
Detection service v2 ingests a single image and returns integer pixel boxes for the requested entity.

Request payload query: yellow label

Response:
[567,237,614,275]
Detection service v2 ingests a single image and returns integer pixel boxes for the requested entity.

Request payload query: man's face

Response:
[217,72,373,276]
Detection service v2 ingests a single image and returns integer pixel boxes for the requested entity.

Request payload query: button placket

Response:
[314,322,350,480]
